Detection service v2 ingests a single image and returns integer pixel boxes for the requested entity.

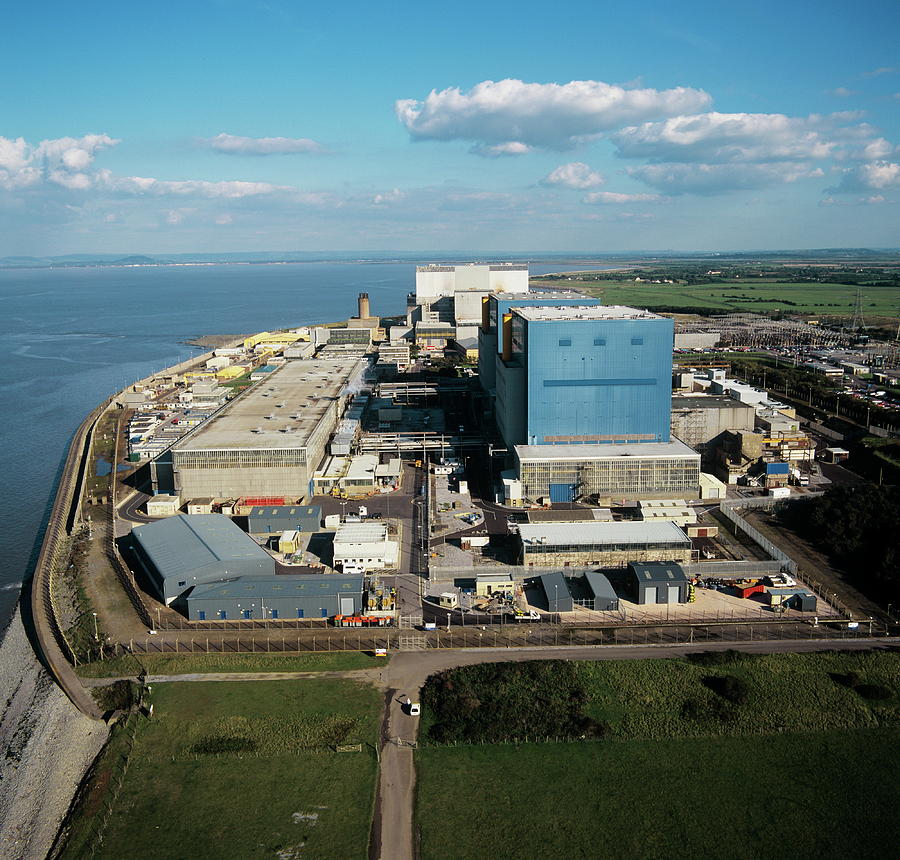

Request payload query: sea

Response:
[0,259,609,630]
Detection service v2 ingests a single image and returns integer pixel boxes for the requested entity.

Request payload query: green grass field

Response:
[532,276,900,318]
[76,650,383,677]
[416,652,900,859]
[416,728,900,860]
[60,679,382,860]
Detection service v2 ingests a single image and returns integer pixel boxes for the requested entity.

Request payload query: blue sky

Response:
[2,0,899,255]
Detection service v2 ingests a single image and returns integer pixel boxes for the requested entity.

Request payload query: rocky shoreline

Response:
[0,606,108,860]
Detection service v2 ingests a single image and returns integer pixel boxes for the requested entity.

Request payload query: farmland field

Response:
[416,728,900,860]
[60,679,382,860]
[416,651,900,859]
[531,275,900,319]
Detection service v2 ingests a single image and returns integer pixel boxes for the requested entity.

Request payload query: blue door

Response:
[243,609,252,619]
[271,608,279,619]
[296,608,304,618]
[549,482,576,503]
[320,608,328,618]
[198,610,206,621]
[219,610,227,620]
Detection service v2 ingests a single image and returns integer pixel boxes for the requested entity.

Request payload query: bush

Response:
[422,661,597,744]
[687,650,754,667]
[702,675,751,705]
[855,684,892,701]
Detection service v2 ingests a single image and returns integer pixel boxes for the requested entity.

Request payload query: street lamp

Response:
[92,612,99,641]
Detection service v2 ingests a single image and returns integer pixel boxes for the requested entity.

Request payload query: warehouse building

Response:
[627,561,690,605]
[583,571,619,611]
[518,521,692,568]
[127,514,275,605]
[185,574,363,621]
[537,571,573,612]
[154,356,367,501]
[248,505,322,535]
[511,440,700,504]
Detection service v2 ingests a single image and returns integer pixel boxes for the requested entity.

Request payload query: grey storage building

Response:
[185,574,364,621]
[583,571,619,611]
[248,505,322,534]
[127,514,275,605]
[628,561,689,605]
[538,571,573,612]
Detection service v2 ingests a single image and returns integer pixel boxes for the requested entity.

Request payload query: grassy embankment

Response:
[416,651,900,859]
[60,678,382,860]
[532,275,900,321]
[76,650,384,677]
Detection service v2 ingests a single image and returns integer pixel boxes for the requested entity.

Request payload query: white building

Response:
[333,522,399,572]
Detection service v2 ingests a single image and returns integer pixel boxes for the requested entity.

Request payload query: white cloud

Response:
[611,112,852,164]
[860,138,896,160]
[202,132,325,155]
[864,67,896,78]
[104,174,289,198]
[470,141,532,158]
[628,162,824,194]
[0,133,119,190]
[215,214,234,225]
[827,87,859,98]
[542,162,605,189]
[372,188,405,204]
[396,78,711,150]
[852,161,900,189]
[583,191,660,203]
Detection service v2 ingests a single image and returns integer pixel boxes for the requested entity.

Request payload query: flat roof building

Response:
[157,356,366,502]
[514,439,700,504]
[519,520,691,568]
[127,514,275,605]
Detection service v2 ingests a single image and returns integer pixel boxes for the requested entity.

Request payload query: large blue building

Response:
[494,305,674,449]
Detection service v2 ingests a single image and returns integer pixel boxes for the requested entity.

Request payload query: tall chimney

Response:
[358,292,370,319]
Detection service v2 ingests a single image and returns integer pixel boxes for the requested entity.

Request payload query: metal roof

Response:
[583,571,618,601]
[628,561,689,584]
[514,304,665,321]
[519,520,690,547]
[249,505,321,522]
[131,514,273,580]
[187,574,364,600]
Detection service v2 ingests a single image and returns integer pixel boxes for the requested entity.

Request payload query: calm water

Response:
[0,259,602,629]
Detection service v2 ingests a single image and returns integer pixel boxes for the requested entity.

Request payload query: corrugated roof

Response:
[516,439,699,461]
[583,571,618,600]
[131,514,273,580]
[519,520,690,547]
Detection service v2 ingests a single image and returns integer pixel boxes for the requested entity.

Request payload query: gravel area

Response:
[0,607,108,860]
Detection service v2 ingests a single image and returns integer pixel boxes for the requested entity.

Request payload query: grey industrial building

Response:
[513,440,701,504]
[519,521,692,568]
[153,356,367,502]
[583,571,619,610]
[627,561,690,605]
[537,571,573,612]
[248,505,322,534]
[670,395,756,462]
[127,514,275,605]
[185,574,364,621]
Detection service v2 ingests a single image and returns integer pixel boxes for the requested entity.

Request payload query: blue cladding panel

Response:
[524,316,673,444]
[766,462,790,474]
[549,482,577,502]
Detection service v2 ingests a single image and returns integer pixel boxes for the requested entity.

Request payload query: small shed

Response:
[628,562,689,605]
[278,530,300,555]
[475,573,514,597]
[765,586,807,606]
[146,494,181,517]
[537,572,573,612]
[791,592,817,612]
[583,571,619,611]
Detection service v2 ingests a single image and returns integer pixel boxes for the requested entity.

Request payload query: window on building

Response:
[177,580,187,587]
[631,337,644,345]
[594,338,606,346]
[558,338,571,346]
